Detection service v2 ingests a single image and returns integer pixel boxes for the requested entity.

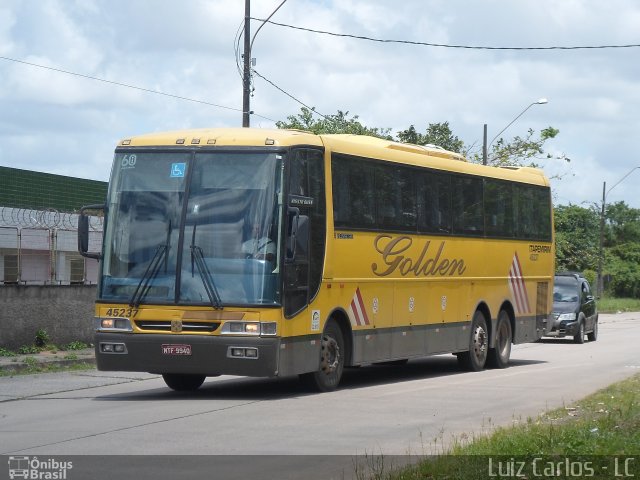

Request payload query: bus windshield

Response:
[100,150,283,307]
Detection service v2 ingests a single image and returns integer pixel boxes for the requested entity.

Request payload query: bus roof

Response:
[319,133,550,187]
[119,127,323,148]
[119,127,549,187]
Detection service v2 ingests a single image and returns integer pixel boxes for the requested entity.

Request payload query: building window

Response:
[3,254,18,284]
[70,257,85,284]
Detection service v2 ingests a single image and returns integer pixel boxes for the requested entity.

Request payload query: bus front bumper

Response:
[95,332,280,377]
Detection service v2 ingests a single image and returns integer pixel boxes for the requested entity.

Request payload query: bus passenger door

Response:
[284,148,326,318]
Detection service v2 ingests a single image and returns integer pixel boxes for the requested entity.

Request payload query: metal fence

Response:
[0,207,102,285]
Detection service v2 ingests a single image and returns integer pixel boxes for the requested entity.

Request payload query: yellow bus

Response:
[79,128,554,392]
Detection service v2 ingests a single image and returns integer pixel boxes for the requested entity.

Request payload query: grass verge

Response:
[598,297,640,313]
[0,360,95,377]
[382,373,640,479]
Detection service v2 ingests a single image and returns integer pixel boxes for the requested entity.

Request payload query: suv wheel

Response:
[587,319,598,342]
[573,320,585,344]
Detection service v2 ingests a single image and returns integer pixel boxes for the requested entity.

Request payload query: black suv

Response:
[548,273,598,343]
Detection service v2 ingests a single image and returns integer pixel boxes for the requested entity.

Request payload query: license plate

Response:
[162,344,192,356]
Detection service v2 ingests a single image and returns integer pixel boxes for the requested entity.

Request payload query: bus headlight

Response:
[221,321,277,336]
[100,342,128,354]
[244,323,259,334]
[260,322,277,336]
[222,322,260,335]
[228,347,259,359]
[96,317,133,332]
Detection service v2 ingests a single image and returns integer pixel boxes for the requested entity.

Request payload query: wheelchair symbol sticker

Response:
[170,163,186,178]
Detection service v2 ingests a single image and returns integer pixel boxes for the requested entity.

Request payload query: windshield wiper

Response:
[129,244,167,307]
[190,245,223,310]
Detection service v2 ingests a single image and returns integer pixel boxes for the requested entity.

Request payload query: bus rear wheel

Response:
[300,321,345,392]
[457,311,488,372]
[487,310,512,369]
[162,373,206,391]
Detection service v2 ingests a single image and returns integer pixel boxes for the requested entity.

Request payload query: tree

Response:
[396,122,464,153]
[468,126,570,169]
[605,201,640,245]
[607,251,640,297]
[553,200,640,297]
[275,107,392,139]
[602,201,640,297]
[278,108,564,171]
[553,204,600,272]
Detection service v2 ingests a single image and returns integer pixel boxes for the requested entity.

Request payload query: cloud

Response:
[0,0,639,208]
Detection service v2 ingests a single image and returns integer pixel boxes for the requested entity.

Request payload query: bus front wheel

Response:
[300,321,345,392]
[457,311,488,372]
[162,373,206,391]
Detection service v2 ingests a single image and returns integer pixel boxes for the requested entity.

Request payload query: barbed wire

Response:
[0,206,103,231]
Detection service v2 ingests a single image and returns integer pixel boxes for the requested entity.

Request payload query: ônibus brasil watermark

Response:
[7,456,72,480]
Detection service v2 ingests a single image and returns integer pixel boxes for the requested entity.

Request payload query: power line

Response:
[234,18,246,80]
[0,56,241,111]
[0,55,277,122]
[254,18,640,51]
[253,69,328,120]
[236,15,327,123]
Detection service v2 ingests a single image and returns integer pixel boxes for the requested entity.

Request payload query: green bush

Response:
[582,269,596,287]
[0,347,17,357]
[18,345,40,354]
[34,329,50,348]
[606,256,640,298]
[62,341,90,351]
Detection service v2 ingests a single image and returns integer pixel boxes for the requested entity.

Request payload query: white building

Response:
[0,207,102,284]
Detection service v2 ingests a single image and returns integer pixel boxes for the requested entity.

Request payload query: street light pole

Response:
[482,124,488,165]
[483,98,548,165]
[597,182,606,296]
[596,166,640,296]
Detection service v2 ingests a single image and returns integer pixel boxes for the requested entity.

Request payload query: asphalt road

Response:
[1,312,639,479]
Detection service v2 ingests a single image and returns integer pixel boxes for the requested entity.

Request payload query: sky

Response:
[1,0,639,209]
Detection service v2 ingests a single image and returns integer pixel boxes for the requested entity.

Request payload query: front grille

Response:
[135,320,221,333]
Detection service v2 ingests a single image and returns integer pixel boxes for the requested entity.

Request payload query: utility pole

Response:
[242,0,251,127]
[597,181,606,296]
[482,124,488,165]
[596,166,640,296]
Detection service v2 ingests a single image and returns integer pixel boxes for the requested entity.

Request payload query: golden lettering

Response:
[371,235,466,277]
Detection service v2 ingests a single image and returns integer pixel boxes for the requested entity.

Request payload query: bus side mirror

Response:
[296,215,309,257]
[286,208,309,262]
[78,204,104,260]
[286,207,299,262]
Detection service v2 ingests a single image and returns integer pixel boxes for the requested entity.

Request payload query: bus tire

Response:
[487,310,512,369]
[300,321,345,392]
[162,373,206,391]
[457,311,488,372]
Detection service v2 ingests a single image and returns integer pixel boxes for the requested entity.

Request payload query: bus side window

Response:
[484,179,514,238]
[418,171,451,234]
[452,176,483,235]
